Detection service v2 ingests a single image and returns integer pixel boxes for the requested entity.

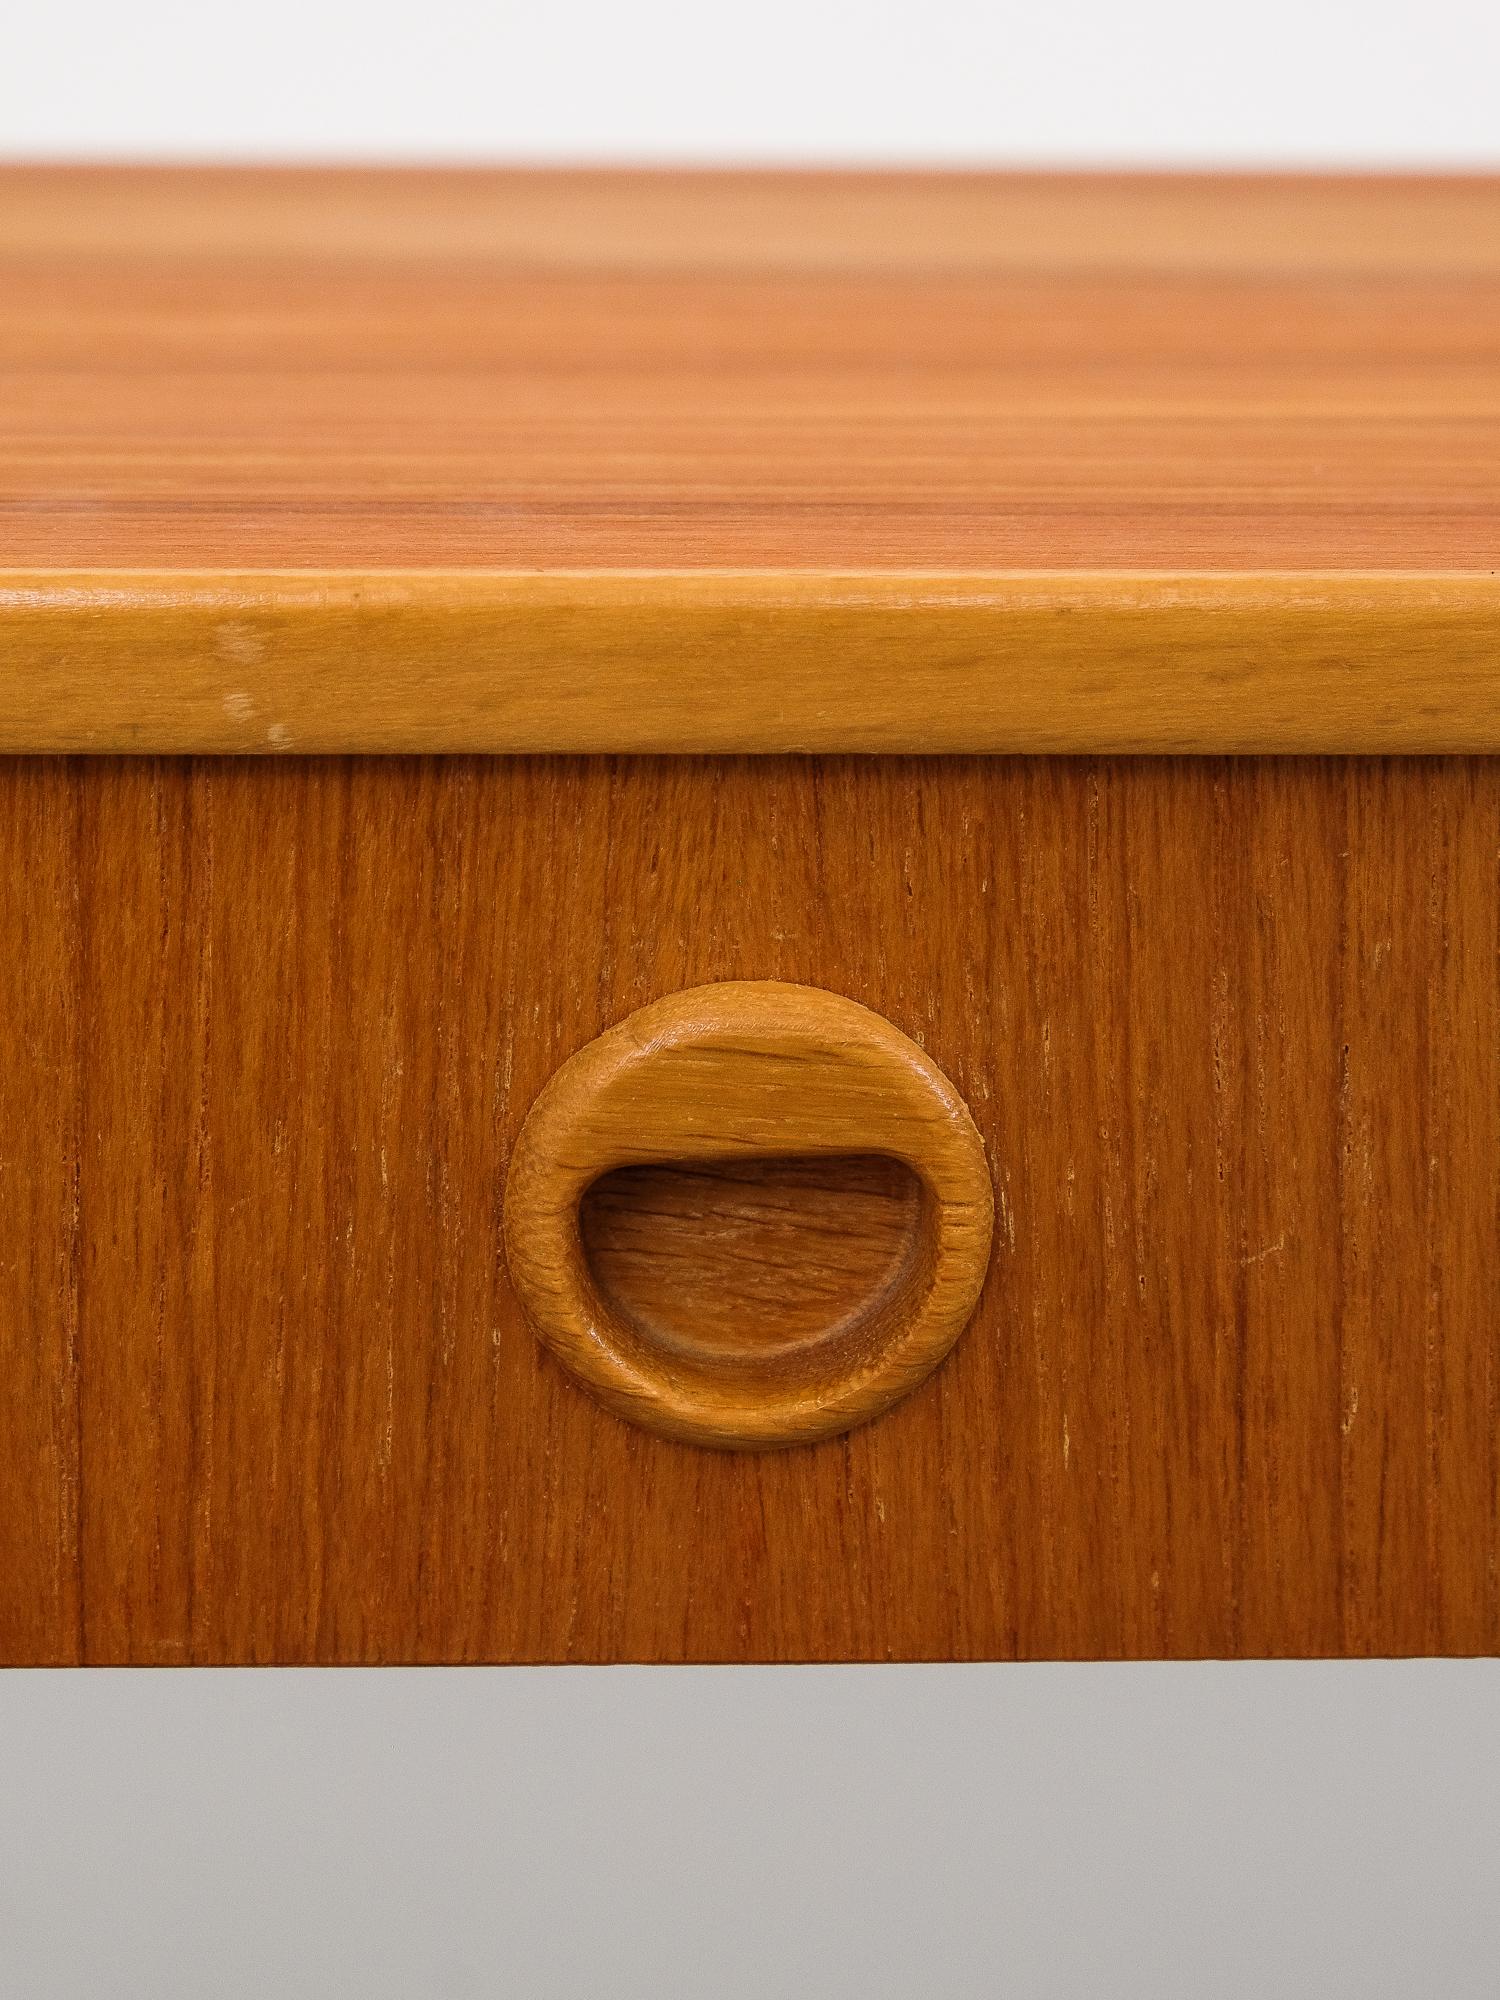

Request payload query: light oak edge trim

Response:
[2,569,1498,754]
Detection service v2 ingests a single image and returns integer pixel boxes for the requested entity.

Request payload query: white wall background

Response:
[1,0,1498,162]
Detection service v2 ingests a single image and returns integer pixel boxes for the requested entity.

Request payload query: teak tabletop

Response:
[1,168,1498,752]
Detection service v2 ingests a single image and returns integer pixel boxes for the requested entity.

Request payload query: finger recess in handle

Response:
[504,982,994,1449]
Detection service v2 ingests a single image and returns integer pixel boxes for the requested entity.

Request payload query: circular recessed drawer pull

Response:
[503,981,993,1449]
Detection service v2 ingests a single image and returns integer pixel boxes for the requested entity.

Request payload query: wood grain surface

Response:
[502,981,994,1448]
[4,571,1500,756]
[3,168,1499,571]
[2,754,1496,1663]
[581,1154,922,1359]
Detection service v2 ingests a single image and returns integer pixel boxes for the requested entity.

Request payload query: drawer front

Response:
[2,755,1497,1663]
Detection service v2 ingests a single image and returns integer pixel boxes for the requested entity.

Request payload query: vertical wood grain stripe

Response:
[0,762,82,1663]
[1,572,1499,754]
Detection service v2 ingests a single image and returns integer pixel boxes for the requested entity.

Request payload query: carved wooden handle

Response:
[503,982,994,1449]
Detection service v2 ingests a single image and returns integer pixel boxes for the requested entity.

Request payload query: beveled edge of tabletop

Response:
[1,569,1497,755]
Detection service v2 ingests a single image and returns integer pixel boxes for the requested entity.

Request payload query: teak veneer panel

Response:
[2,754,1496,1664]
